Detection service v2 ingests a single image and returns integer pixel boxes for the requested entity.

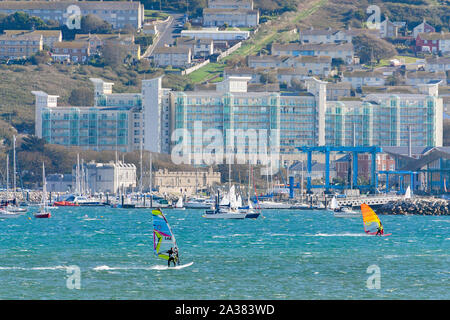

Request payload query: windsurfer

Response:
[167,247,177,267]
[376,223,384,236]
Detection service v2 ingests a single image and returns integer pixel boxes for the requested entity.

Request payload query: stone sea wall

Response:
[378,199,450,216]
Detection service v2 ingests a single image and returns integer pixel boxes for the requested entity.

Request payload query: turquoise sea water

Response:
[0,207,448,299]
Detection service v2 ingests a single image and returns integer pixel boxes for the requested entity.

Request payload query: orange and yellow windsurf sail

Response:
[361,203,382,234]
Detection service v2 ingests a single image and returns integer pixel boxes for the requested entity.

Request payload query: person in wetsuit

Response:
[376,223,384,236]
[166,247,176,267]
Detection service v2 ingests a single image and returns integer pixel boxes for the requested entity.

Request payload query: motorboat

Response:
[333,206,361,218]
[0,208,23,219]
[185,197,214,209]
[290,202,311,210]
[203,207,247,219]
[258,200,291,209]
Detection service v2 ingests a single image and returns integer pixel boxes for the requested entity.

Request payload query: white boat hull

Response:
[332,208,361,218]
[185,203,212,209]
[0,210,23,218]
[202,213,247,219]
[333,212,361,218]
[258,202,291,209]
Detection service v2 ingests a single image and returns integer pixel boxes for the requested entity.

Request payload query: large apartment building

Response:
[34,77,443,166]
[326,84,443,148]
[0,1,144,29]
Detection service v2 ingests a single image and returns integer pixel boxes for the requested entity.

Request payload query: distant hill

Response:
[299,0,449,31]
[142,0,299,16]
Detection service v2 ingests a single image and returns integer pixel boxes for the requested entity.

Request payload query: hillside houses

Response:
[75,33,140,59]
[413,20,436,39]
[207,0,254,9]
[202,0,259,28]
[379,18,398,38]
[405,71,447,86]
[299,28,379,44]
[0,1,145,30]
[152,46,192,68]
[247,55,290,68]
[425,57,450,73]
[342,70,386,89]
[0,32,42,59]
[247,55,332,77]
[4,30,61,49]
[326,82,352,100]
[271,43,355,65]
[416,32,450,54]
[51,41,90,63]
[175,37,214,58]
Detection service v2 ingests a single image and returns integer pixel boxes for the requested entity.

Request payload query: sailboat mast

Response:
[248,161,251,202]
[76,153,80,195]
[81,158,85,195]
[139,139,143,194]
[6,154,9,204]
[42,162,47,210]
[13,135,16,192]
[149,152,153,193]
[228,161,231,192]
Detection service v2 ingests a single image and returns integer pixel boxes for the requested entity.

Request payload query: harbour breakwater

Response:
[378,198,450,216]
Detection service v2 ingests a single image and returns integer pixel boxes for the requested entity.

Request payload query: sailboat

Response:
[174,196,185,210]
[34,162,51,219]
[203,162,247,219]
[0,154,24,219]
[329,196,360,218]
[404,186,412,200]
[360,203,391,236]
[152,208,193,268]
[203,189,247,219]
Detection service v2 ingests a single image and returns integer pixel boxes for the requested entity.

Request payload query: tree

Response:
[0,11,47,31]
[19,135,46,153]
[80,14,113,34]
[101,42,128,67]
[331,58,345,71]
[68,88,94,106]
[30,50,50,65]
[352,34,397,64]
[291,78,306,91]
[260,71,277,84]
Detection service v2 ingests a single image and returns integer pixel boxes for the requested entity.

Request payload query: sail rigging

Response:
[330,196,338,210]
[404,186,412,199]
[361,203,382,234]
[152,209,177,261]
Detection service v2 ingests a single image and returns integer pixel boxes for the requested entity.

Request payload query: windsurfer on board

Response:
[166,247,177,267]
[376,223,384,236]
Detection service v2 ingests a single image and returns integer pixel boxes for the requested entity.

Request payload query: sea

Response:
[0,207,448,299]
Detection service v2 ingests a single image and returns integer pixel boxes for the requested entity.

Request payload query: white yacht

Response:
[329,196,360,218]
[258,200,291,209]
[185,197,214,209]
[290,202,310,210]
[174,196,185,210]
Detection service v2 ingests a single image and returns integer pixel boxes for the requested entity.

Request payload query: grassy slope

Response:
[0,64,147,134]
[300,0,449,30]
[187,0,329,84]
